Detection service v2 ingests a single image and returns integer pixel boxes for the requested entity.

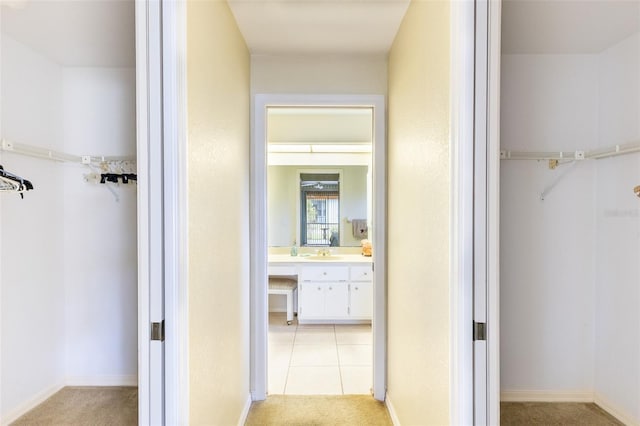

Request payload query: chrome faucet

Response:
[317,248,331,257]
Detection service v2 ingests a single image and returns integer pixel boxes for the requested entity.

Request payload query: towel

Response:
[351,219,368,238]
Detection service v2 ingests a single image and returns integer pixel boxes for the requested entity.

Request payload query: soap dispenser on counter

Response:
[290,241,298,257]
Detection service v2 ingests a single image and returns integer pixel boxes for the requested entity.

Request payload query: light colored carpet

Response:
[501,402,624,425]
[11,386,137,426]
[245,395,393,426]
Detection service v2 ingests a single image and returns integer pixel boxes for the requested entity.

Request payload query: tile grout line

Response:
[269,317,373,395]
[282,319,299,395]
[268,313,298,395]
[333,324,346,395]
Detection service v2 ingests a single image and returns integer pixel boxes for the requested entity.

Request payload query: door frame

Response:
[450,0,475,423]
[250,94,387,401]
[470,0,502,424]
[486,0,501,423]
[136,1,188,424]
[450,0,501,424]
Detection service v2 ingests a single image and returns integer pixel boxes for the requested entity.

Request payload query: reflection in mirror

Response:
[300,172,340,246]
[267,107,373,248]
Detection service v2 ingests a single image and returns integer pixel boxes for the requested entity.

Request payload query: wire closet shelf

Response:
[500,140,640,201]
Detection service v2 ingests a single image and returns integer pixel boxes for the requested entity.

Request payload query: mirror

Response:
[267,107,373,247]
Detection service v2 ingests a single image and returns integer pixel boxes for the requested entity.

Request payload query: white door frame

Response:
[486,0,501,423]
[136,1,188,424]
[250,94,387,401]
[450,0,476,423]
[469,0,502,424]
[135,2,156,423]
[450,1,501,424]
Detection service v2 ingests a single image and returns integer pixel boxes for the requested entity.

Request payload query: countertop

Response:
[268,254,373,264]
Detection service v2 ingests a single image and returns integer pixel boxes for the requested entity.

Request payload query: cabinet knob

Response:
[355,286,359,290]
[317,287,321,291]
[329,286,333,290]
[323,272,327,275]
[364,272,368,276]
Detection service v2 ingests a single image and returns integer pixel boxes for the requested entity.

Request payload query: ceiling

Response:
[227,0,411,55]
[1,0,407,66]
[502,0,640,54]
[3,0,638,66]
[1,0,135,67]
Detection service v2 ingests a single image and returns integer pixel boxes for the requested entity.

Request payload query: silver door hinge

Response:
[473,321,486,341]
[151,320,165,341]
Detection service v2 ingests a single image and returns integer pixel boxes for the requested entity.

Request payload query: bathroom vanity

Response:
[268,254,373,324]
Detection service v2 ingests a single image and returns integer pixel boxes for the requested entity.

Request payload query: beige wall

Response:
[251,54,388,95]
[187,1,251,424]
[387,1,451,424]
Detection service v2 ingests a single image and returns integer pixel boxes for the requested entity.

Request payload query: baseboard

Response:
[237,394,253,426]
[1,382,64,425]
[65,375,137,387]
[385,393,401,426]
[500,390,593,402]
[594,392,640,426]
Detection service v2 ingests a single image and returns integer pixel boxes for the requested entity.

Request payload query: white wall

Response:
[62,68,137,385]
[387,1,451,423]
[341,166,368,246]
[1,35,66,422]
[267,166,298,248]
[500,54,598,394]
[251,54,387,95]
[594,32,640,423]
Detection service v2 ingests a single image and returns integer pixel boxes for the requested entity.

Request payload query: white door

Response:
[473,0,501,424]
[137,1,187,424]
[136,1,165,424]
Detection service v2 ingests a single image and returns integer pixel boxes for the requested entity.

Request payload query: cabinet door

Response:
[299,282,325,319]
[324,283,349,318]
[349,281,373,319]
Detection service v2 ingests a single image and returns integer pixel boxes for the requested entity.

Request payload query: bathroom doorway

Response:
[250,94,386,401]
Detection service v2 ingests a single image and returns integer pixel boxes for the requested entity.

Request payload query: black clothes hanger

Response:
[100,173,137,184]
[0,165,34,199]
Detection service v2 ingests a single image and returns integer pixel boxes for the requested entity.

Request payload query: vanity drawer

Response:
[351,265,373,281]
[268,265,297,277]
[300,266,349,282]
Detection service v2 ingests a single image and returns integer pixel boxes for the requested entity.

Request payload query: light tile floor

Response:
[268,312,372,395]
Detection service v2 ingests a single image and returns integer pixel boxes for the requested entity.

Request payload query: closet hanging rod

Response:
[500,150,584,161]
[501,141,640,161]
[0,139,135,164]
[586,141,640,159]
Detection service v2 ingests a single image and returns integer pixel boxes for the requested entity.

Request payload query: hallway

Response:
[187,0,453,423]
[245,395,392,426]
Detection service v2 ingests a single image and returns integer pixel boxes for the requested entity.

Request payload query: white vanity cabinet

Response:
[349,265,374,319]
[296,263,373,323]
[298,266,350,320]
